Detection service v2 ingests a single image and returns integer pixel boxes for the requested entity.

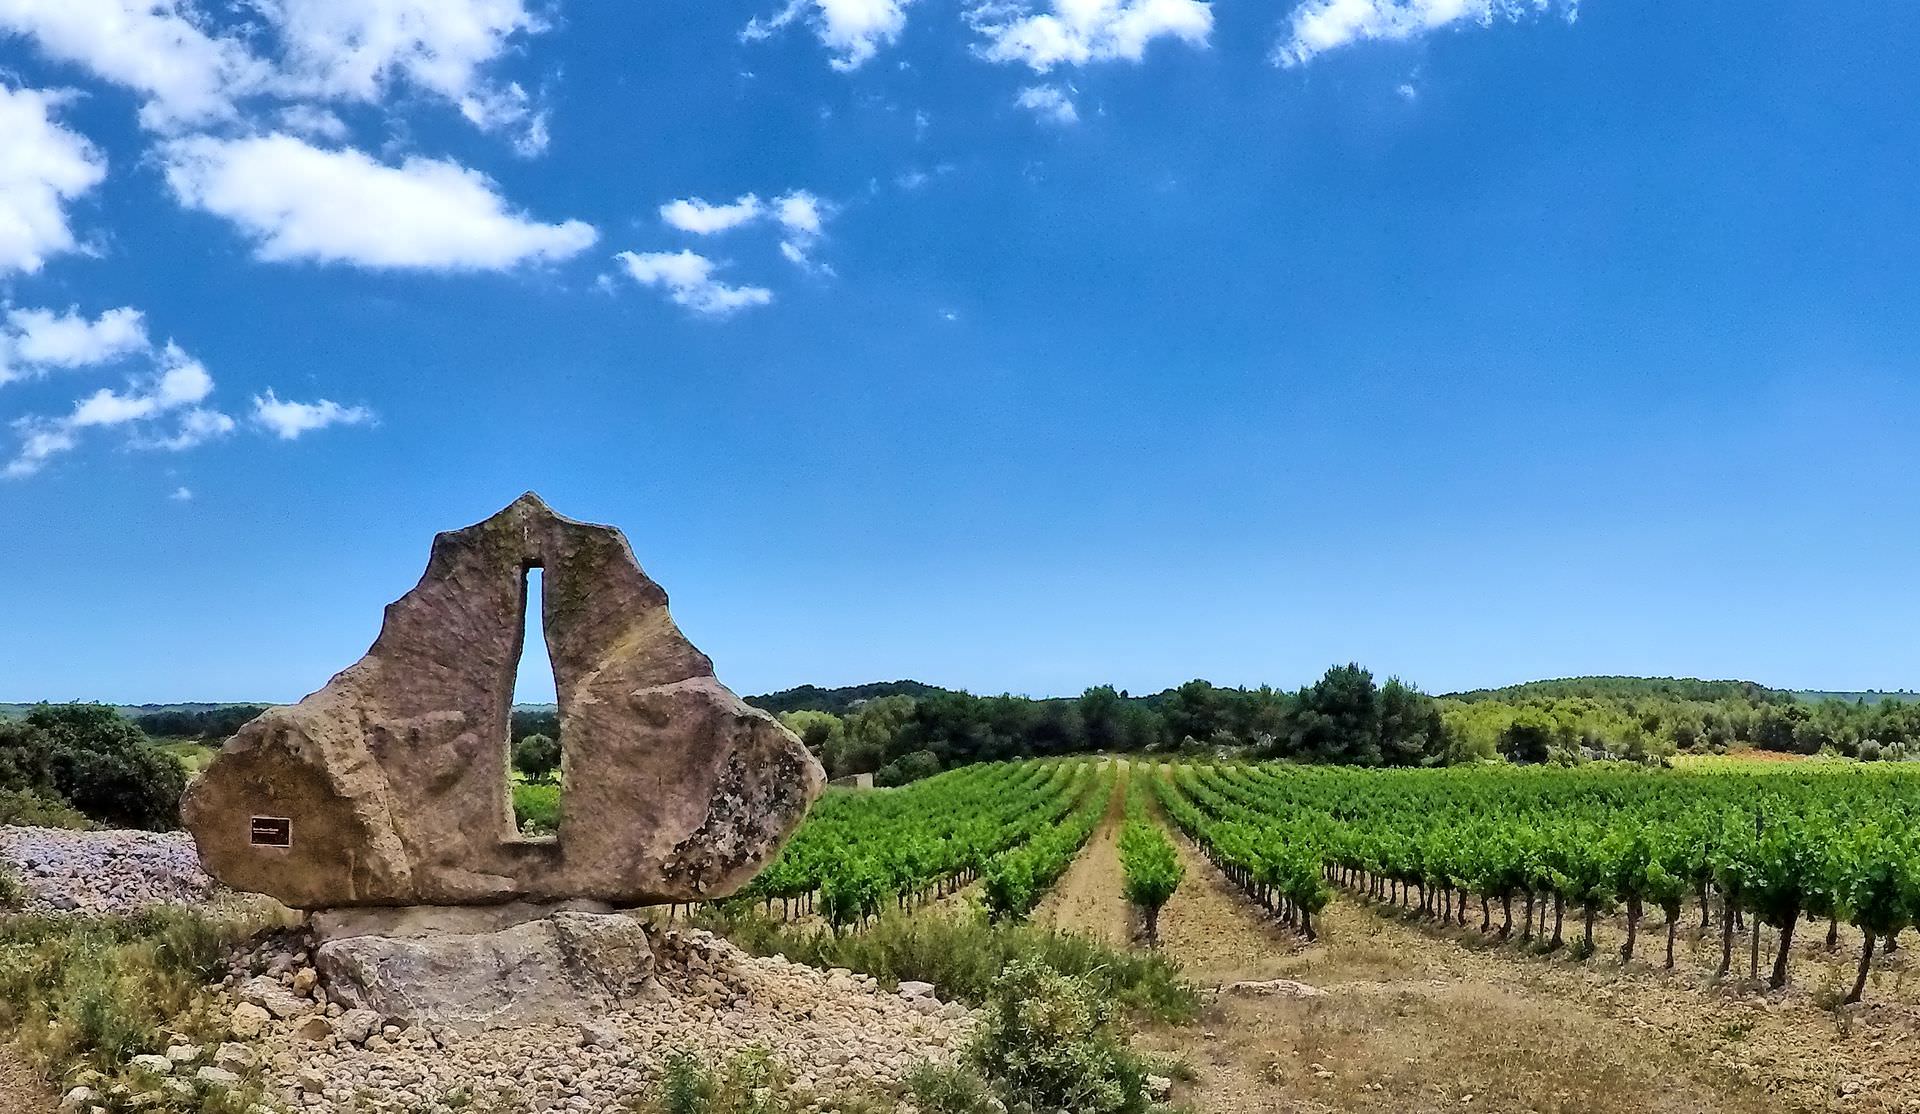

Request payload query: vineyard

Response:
[1157,760,1920,1002]
[745,756,1920,1008]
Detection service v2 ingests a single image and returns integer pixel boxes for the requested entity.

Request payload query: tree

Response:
[1289,664,1383,765]
[1499,710,1556,765]
[512,733,562,782]
[14,705,186,831]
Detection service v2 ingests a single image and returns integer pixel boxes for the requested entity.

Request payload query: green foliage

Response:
[905,1062,997,1114]
[874,749,942,787]
[982,766,1110,920]
[637,1047,877,1114]
[0,788,92,829]
[130,705,266,741]
[513,782,561,834]
[0,907,242,1077]
[0,864,21,911]
[1116,773,1182,945]
[744,760,1100,926]
[512,732,562,782]
[0,705,186,830]
[968,957,1150,1114]
[701,905,1199,1024]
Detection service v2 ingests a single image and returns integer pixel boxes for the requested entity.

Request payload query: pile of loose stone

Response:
[214,925,974,1113]
[0,826,217,914]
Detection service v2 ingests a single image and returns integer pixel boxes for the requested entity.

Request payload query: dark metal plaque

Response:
[249,816,292,847]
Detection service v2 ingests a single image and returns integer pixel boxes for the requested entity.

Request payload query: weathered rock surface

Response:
[0,827,216,915]
[315,910,663,1034]
[181,493,824,909]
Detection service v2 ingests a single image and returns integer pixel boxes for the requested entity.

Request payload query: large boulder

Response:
[315,911,662,1034]
[181,493,824,909]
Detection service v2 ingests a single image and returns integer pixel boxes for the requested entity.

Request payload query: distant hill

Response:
[1793,691,1920,705]
[746,680,951,717]
[1446,676,1793,704]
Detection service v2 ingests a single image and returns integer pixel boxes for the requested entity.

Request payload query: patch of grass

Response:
[0,788,93,829]
[905,1062,997,1114]
[153,740,219,776]
[633,1047,888,1114]
[0,907,246,1077]
[699,904,1200,1024]
[513,782,561,835]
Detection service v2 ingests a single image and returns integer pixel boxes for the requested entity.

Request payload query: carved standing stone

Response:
[182,493,824,909]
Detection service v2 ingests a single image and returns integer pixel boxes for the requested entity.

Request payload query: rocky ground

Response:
[191,925,973,1113]
[0,827,217,915]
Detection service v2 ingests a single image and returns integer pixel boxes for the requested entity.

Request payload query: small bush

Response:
[700,906,1198,1024]
[970,957,1150,1114]
[0,865,22,911]
[874,750,941,788]
[0,788,92,830]
[635,1047,881,1114]
[905,1062,997,1114]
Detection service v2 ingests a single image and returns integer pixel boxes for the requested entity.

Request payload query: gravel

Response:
[0,825,217,915]
[221,926,974,1113]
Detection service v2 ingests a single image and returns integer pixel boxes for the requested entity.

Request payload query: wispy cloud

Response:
[1275,0,1576,67]
[614,250,774,317]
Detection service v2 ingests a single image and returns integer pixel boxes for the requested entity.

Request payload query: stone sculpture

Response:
[182,493,824,911]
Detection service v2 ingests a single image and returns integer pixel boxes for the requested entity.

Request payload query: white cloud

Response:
[251,389,373,439]
[276,104,351,141]
[660,195,765,235]
[0,0,269,129]
[1016,84,1078,124]
[264,0,548,147]
[169,485,192,501]
[969,0,1212,71]
[4,343,227,477]
[743,0,913,72]
[160,133,597,271]
[0,85,108,276]
[1275,0,1573,67]
[141,406,237,450]
[614,250,773,317]
[0,305,150,384]
[771,190,833,271]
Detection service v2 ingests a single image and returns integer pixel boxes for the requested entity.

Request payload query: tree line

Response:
[775,664,1453,783]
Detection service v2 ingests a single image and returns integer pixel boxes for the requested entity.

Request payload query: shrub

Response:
[512,733,562,782]
[905,1062,996,1114]
[874,750,941,788]
[0,788,92,830]
[0,865,22,911]
[969,957,1149,1114]
[1117,819,1183,946]
[700,906,1198,1024]
[1,706,186,831]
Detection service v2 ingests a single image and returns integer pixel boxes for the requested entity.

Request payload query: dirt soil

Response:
[1039,771,1891,1114]
[0,1046,54,1114]
[1033,766,1133,947]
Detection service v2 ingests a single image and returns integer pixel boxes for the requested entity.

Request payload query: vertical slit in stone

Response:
[508,564,563,842]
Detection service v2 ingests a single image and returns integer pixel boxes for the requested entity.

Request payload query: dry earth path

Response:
[1040,773,1803,1114]
[1033,761,1132,946]
[0,1046,55,1114]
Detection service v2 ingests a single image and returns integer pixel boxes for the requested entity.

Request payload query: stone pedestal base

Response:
[313,904,663,1034]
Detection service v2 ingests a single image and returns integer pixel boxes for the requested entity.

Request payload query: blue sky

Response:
[2,1,1918,705]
